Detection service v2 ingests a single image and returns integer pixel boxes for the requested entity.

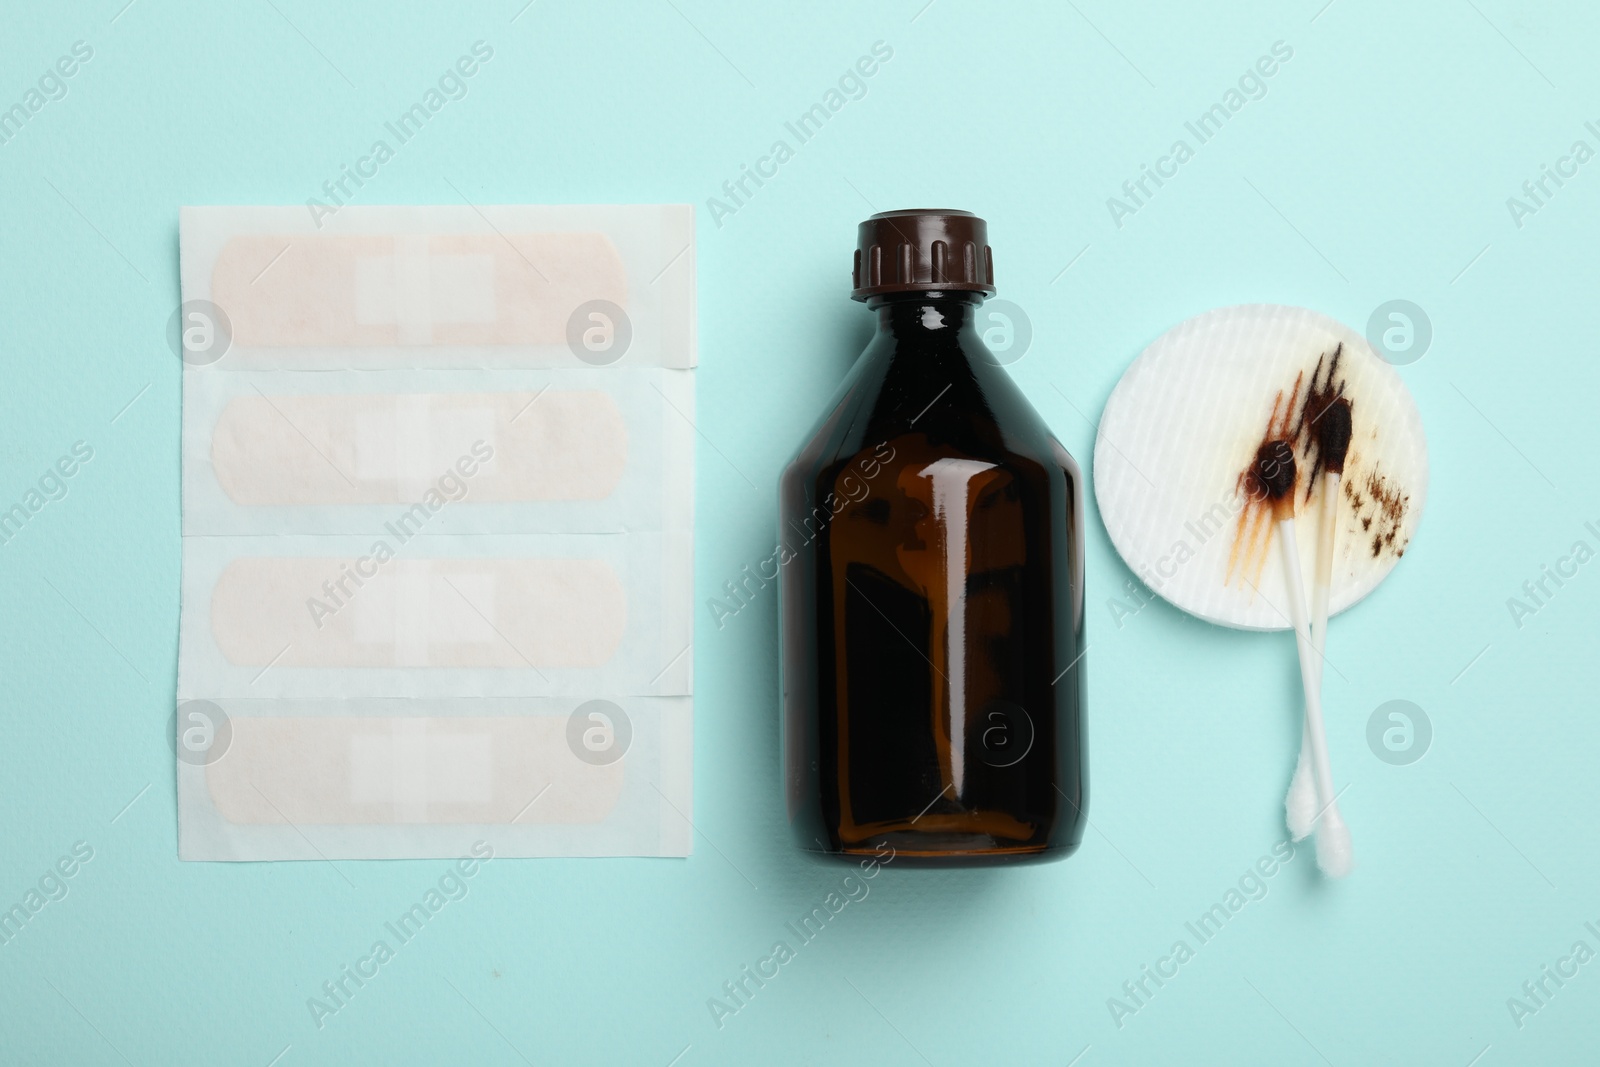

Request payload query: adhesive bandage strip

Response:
[181,530,692,699]
[177,205,694,859]
[213,390,620,504]
[213,556,624,669]
[180,366,693,537]
[214,231,624,348]
[175,698,692,859]
[212,716,619,824]
[179,205,696,369]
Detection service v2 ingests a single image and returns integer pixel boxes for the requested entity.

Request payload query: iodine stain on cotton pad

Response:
[1094,304,1428,631]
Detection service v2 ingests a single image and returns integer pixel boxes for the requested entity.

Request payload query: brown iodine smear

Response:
[1229,344,1413,585]
[1296,344,1350,498]
[1345,463,1411,558]
[1227,374,1301,587]
[1255,439,1298,518]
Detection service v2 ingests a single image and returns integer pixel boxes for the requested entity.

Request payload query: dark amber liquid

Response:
[780,293,1087,866]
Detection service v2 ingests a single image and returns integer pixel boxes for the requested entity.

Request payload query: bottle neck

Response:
[868,291,987,344]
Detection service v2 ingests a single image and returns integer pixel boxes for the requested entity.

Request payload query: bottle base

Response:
[797,836,1079,868]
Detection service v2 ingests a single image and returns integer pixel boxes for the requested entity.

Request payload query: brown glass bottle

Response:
[779,210,1087,866]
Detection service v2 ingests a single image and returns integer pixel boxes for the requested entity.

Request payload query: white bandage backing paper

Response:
[177,205,695,860]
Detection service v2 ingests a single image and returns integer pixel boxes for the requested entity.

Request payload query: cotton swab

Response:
[1286,398,1352,842]
[1256,440,1352,878]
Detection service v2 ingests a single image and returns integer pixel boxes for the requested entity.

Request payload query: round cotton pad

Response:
[1094,304,1428,631]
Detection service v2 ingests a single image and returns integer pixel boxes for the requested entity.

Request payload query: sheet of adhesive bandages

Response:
[176,205,695,860]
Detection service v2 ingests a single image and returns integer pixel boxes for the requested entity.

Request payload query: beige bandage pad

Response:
[211,390,626,505]
[213,232,627,348]
[211,557,627,668]
[207,716,624,825]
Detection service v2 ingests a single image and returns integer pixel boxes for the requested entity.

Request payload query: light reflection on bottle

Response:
[919,457,998,797]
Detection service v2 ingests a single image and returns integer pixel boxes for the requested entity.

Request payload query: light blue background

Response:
[2,1,1596,1063]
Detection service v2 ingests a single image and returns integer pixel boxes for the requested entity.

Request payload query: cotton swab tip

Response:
[1285,754,1316,841]
[1317,398,1352,475]
[1315,817,1354,879]
[1254,440,1298,521]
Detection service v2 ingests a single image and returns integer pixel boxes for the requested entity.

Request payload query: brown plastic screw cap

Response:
[851,209,996,302]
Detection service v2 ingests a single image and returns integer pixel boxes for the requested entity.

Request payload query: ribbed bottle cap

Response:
[851,209,995,301]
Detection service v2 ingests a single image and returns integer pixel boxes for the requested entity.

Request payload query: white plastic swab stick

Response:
[1287,394,1352,862]
[1278,516,1353,878]
[1285,469,1339,840]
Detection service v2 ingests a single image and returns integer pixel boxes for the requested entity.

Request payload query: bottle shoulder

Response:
[788,335,1078,474]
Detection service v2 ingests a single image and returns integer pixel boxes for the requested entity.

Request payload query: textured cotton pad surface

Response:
[1094,304,1428,631]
